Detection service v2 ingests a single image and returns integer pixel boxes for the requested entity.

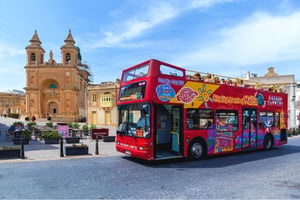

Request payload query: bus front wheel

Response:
[263,134,273,150]
[188,140,206,160]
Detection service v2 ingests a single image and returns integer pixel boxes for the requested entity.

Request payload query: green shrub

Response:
[27,122,36,127]
[82,124,89,131]
[73,122,80,129]
[42,131,61,139]
[46,121,53,128]
[13,121,24,127]
[22,129,32,140]
[68,122,73,128]
[8,113,19,119]
[89,124,96,130]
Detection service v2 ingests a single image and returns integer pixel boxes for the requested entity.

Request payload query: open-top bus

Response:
[116,59,288,160]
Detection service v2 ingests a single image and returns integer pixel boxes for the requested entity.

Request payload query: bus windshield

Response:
[117,103,151,138]
[122,64,149,82]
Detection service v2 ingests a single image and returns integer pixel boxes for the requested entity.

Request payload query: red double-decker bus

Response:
[116,59,288,160]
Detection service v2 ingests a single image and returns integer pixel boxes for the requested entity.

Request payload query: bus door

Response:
[171,106,182,153]
[154,104,183,159]
[242,108,258,149]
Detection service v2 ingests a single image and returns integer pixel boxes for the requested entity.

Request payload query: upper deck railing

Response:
[185,69,286,93]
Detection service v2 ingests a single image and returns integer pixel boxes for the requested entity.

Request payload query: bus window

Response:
[216,110,238,132]
[275,112,280,127]
[186,109,214,130]
[259,112,274,128]
[160,64,184,77]
[122,64,149,82]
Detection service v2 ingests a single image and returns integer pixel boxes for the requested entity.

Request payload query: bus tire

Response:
[263,134,273,150]
[188,139,207,160]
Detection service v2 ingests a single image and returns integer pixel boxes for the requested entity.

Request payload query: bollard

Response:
[60,137,64,157]
[20,137,25,159]
[95,135,99,155]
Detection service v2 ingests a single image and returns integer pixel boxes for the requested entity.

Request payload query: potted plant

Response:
[46,121,53,128]
[89,124,96,130]
[65,144,89,156]
[82,124,89,136]
[26,122,36,131]
[73,122,80,129]
[0,146,21,159]
[43,130,61,144]
[13,121,24,128]
[68,122,74,128]
[65,136,80,144]
[13,129,31,145]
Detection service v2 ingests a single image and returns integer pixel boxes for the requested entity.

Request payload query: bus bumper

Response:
[116,143,154,160]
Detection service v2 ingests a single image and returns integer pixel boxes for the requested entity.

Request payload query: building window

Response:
[31,53,36,61]
[101,93,113,107]
[92,94,97,102]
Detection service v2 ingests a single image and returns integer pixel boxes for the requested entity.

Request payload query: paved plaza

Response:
[0,116,122,162]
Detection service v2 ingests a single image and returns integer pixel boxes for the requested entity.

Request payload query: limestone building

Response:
[246,67,296,129]
[295,82,300,128]
[0,90,25,117]
[87,80,120,126]
[24,30,90,122]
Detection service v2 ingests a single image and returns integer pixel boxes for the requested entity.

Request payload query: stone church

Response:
[24,30,90,122]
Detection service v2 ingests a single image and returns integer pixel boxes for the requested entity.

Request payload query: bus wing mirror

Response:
[117,130,125,135]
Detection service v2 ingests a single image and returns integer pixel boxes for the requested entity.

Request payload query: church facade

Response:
[24,30,90,122]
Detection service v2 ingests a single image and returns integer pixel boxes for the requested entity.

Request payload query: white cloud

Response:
[92,3,179,48]
[189,0,235,9]
[91,0,235,48]
[0,43,25,58]
[174,11,300,68]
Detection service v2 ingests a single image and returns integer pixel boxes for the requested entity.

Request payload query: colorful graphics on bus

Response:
[169,82,219,108]
[207,128,234,154]
[169,82,261,108]
[156,84,175,102]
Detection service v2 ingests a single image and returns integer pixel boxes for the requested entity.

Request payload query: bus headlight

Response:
[138,146,151,151]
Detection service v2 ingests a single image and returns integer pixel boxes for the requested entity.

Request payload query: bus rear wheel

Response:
[188,140,206,160]
[264,134,273,150]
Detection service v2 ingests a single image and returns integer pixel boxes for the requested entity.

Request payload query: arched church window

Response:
[31,53,36,61]
[66,53,71,62]
[49,84,57,89]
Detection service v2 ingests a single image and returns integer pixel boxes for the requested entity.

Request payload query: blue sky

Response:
[0,0,300,91]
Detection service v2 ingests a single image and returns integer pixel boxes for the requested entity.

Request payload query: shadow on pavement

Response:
[123,144,300,169]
